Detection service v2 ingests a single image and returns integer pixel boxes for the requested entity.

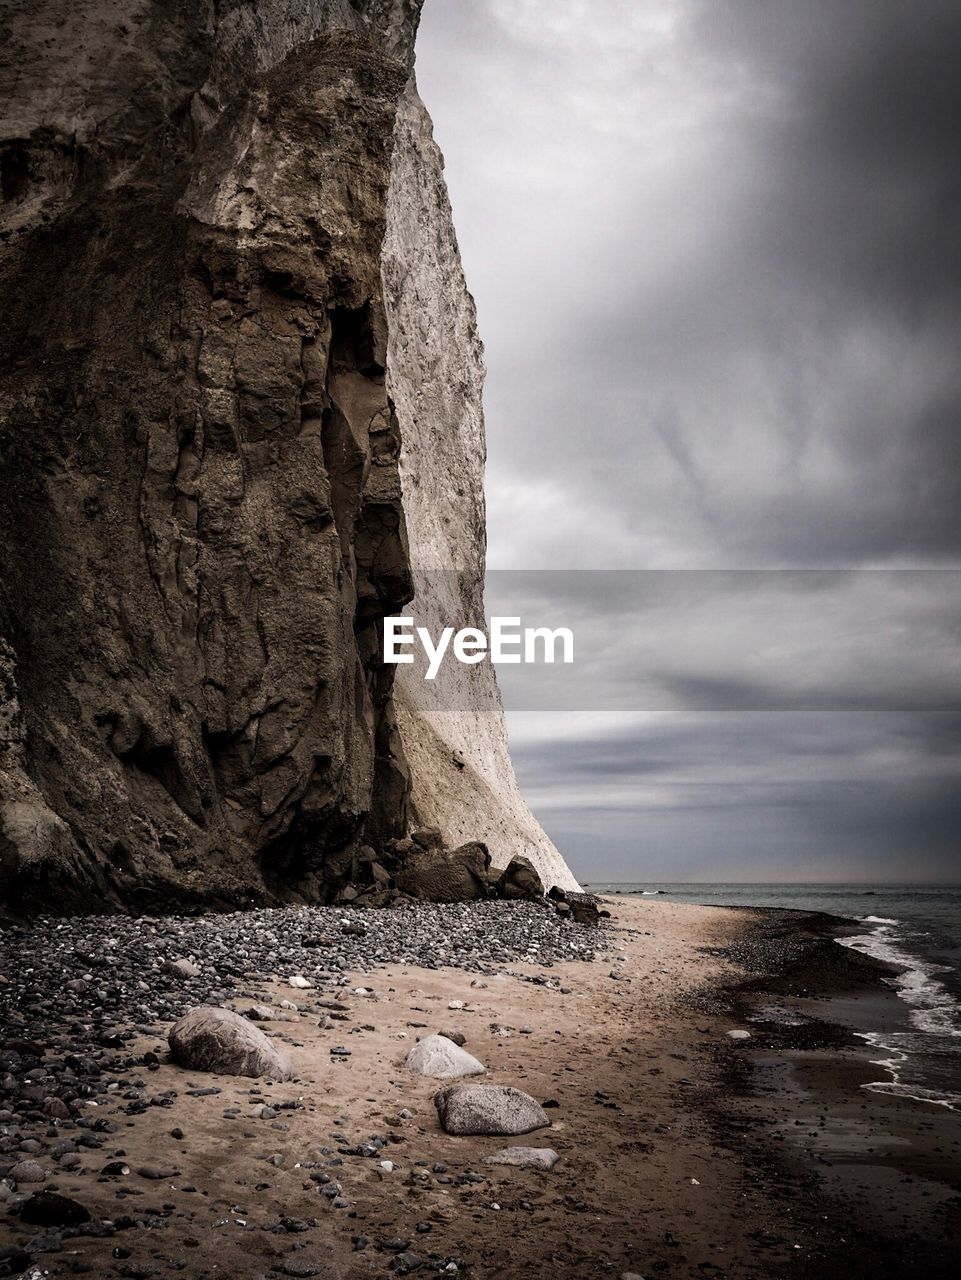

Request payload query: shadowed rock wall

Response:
[0,0,577,910]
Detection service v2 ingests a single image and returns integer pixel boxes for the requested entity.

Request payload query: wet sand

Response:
[713,908,961,1278]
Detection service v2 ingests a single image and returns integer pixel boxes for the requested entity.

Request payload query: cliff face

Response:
[382,85,581,894]
[0,0,577,910]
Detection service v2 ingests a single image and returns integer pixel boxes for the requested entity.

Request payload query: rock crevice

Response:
[0,0,577,911]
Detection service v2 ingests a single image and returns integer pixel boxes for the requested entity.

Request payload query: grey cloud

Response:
[418,0,961,569]
[506,710,961,881]
[413,0,961,879]
[481,570,961,711]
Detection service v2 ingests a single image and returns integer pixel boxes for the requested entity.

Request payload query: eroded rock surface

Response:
[0,0,577,910]
[168,1006,295,1080]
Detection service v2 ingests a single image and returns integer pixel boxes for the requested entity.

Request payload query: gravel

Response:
[0,901,606,1200]
[1,900,603,1045]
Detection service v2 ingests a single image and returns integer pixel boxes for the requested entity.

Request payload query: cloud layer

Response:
[415,0,961,880]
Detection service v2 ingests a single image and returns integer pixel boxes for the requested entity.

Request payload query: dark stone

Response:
[393,840,492,903]
[411,828,443,850]
[0,1246,32,1277]
[570,898,601,925]
[493,855,545,901]
[18,1191,91,1227]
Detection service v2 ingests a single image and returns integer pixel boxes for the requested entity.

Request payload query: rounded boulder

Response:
[168,1006,295,1080]
[405,1034,486,1079]
[433,1083,550,1136]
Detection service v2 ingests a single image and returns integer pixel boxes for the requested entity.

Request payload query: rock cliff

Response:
[0,0,578,911]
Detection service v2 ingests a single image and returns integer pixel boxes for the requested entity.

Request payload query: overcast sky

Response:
[415,0,961,883]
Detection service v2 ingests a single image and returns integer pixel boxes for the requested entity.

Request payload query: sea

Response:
[587,883,961,1109]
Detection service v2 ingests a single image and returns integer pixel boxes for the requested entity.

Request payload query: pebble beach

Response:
[1,897,787,1279]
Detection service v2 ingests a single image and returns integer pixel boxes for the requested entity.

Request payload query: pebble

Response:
[18,1190,91,1226]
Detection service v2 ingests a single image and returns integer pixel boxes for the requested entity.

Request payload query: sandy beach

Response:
[4,896,961,1279]
[0,897,780,1279]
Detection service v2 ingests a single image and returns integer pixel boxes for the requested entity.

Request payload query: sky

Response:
[414,0,961,883]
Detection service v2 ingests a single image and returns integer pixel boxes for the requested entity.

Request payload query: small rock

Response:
[242,1003,277,1021]
[0,1246,32,1277]
[433,1084,550,1137]
[288,975,312,990]
[405,1035,486,1080]
[18,1190,91,1226]
[726,1030,751,1041]
[483,1147,560,1171]
[9,1160,46,1184]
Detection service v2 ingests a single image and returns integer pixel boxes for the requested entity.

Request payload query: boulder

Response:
[483,1147,560,1171]
[394,840,492,903]
[570,898,601,925]
[405,1035,486,1079]
[8,1160,46,1183]
[493,855,545,901]
[168,1007,295,1080]
[433,1083,550,1136]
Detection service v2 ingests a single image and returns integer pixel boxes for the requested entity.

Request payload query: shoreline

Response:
[1,897,959,1276]
[701,903,961,1278]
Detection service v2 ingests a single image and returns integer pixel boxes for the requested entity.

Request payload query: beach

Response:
[2,897,960,1278]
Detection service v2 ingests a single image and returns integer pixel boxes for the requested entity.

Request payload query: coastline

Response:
[704,905,961,1278]
[2,897,959,1277]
